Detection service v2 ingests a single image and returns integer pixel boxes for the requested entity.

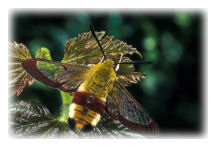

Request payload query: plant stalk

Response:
[58,91,73,122]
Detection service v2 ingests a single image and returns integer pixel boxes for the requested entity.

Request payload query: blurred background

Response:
[10,9,204,135]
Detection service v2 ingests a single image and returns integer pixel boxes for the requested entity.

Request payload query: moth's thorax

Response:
[78,59,116,101]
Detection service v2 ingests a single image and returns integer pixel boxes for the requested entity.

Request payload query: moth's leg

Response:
[115,54,123,71]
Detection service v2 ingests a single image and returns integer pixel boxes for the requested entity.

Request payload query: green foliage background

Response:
[10,10,204,134]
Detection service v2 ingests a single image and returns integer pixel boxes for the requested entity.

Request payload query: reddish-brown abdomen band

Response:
[73,91,106,115]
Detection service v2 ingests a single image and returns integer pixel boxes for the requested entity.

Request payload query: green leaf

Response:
[35,47,52,60]
[9,42,35,96]
[116,57,145,86]
[9,100,144,138]
[62,31,141,64]
[90,114,145,138]
[62,31,144,86]
[9,100,78,137]
[62,31,105,63]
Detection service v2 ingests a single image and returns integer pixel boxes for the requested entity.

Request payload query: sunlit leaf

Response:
[9,100,78,137]
[35,47,52,60]
[9,100,144,138]
[62,31,141,64]
[62,31,144,86]
[116,57,145,86]
[62,31,105,64]
[91,114,145,138]
[9,42,35,96]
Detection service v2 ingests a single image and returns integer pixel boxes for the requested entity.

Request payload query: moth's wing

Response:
[106,81,159,135]
[21,58,89,92]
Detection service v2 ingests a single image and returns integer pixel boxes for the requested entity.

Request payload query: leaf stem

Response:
[58,91,73,123]
[60,91,72,105]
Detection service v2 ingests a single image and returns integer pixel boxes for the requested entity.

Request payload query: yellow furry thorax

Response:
[77,59,116,101]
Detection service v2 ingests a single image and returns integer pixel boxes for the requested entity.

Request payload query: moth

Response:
[21,25,159,134]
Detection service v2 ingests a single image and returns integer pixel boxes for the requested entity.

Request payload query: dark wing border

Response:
[21,58,89,92]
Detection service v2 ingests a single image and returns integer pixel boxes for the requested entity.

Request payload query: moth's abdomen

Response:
[68,91,106,132]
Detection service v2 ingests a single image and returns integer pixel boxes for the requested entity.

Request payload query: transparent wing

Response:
[22,58,89,92]
[106,81,159,134]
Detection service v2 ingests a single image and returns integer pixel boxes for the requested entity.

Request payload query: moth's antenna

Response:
[90,24,107,60]
[114,61,153,65]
